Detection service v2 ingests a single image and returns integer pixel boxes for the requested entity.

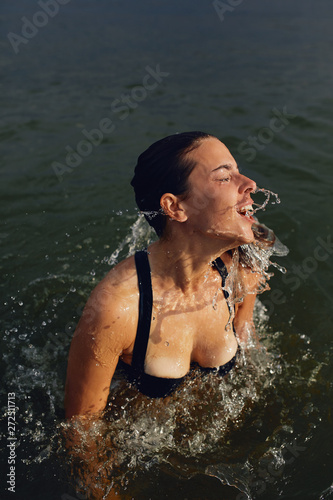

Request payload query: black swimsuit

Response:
[118,250,238,398]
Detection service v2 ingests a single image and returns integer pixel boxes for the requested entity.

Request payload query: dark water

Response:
[1,1,333,499]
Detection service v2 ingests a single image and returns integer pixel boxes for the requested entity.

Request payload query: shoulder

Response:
[73,255,139,355]
[90,254,138,308]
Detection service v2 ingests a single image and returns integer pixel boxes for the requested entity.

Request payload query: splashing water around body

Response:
[65,186,294,498]
[103,188,289,331]
[239,187,288,277]
[103,212,157,266]
[213,187,288,331]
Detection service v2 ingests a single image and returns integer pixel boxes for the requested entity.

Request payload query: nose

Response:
[239,174,256,194]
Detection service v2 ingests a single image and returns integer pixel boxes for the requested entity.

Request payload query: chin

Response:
[207,224,255,246]
[237,229,255,246]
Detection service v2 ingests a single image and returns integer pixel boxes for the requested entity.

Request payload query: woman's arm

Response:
[63,283,134,498]
[234,293,257,343]
[64,283,133,419]
[234,267,262,344]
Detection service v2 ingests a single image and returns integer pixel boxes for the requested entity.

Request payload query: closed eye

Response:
[211,164,237,182]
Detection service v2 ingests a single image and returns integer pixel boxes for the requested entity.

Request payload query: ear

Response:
[160,193,188,223]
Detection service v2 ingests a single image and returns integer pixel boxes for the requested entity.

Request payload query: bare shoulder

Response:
[97,254,138,301]
[73,255,139,356]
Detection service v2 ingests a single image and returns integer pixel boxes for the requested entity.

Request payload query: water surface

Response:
[1,1,333,499]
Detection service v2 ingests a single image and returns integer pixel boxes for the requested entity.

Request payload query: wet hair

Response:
[131,131,212,236]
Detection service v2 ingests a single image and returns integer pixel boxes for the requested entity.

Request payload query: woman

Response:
[64,131,267,419]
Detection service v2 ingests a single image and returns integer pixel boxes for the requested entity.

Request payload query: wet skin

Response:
[64,138,259,418]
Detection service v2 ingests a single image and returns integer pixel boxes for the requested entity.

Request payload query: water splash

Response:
[215,186,289,330]
[58,303,322,499]
[102,212,156,266]
[240,220,288,284]
[252,187,281,215]
[60,329,275,493]
[102,188,289,331]
[216,225,289,334]
[104,187,282,270]
[140,208,164,220]
[320,484,333,500]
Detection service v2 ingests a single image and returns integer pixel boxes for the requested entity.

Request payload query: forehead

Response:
[188,137,236,172]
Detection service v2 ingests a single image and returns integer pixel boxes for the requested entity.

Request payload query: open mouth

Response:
[236,204,255,221]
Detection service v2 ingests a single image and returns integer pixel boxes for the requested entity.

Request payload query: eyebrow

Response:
[211,163,239,173]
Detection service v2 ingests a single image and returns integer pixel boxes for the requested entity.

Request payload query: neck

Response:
[148,228,234,293]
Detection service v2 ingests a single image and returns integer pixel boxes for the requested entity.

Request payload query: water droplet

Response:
[165,341,169,347]
[252,187,280,215]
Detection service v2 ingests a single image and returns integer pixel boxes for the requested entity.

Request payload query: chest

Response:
[144,292,237,378]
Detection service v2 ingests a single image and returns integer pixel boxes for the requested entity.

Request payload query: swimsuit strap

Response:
[213,257,229,299]
[213,257,237,324]
[132,250,153,372]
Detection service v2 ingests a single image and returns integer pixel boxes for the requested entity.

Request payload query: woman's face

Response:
[183,137,257,246]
